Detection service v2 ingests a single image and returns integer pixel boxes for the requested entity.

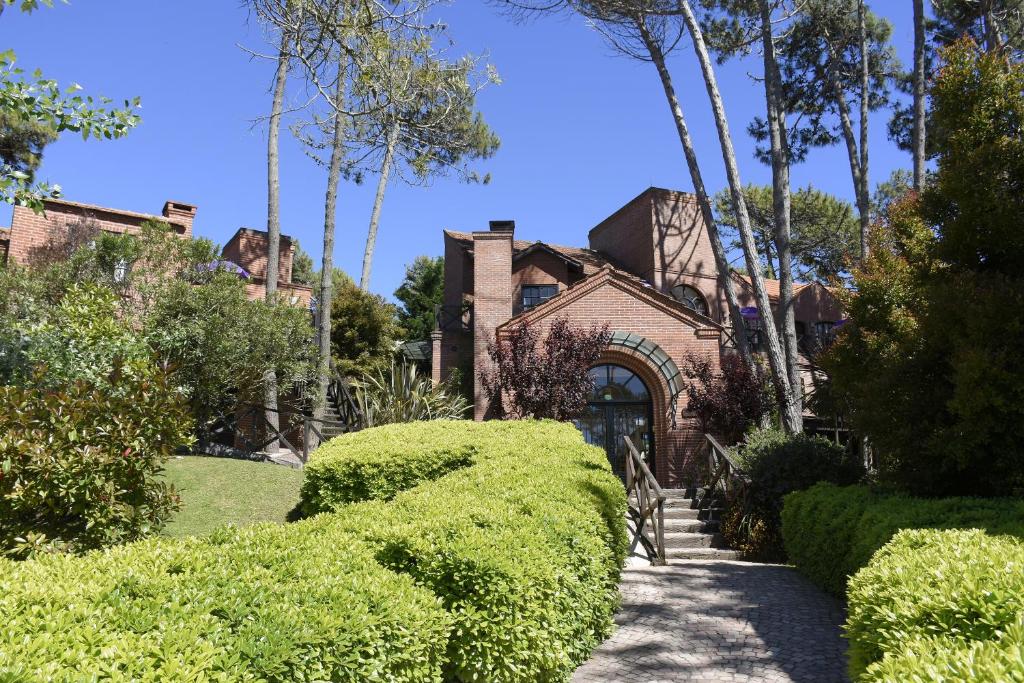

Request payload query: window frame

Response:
[521,283,559,311]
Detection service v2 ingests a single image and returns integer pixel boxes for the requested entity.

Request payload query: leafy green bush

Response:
[782,483,1024,597]
[1,419,625,681]
[0,361,194,556]
[301,420,479,511]
[306,420,627,681]
[847,529,1024,681]
[0,521,451,681]
[722,428,863,561]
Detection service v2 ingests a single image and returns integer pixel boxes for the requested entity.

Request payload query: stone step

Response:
[662,519,719,534]
[665,547,742,561]
[662,506,721,522]
[663,532,723,549]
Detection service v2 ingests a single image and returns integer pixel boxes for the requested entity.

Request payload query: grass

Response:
[161,456,304,537]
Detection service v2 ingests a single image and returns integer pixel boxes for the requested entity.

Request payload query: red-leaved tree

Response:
[682,352,775,445]
[482,317,611,420]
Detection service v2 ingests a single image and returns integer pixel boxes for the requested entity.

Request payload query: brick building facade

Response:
[432,187,844,487]
[0,198,312,306]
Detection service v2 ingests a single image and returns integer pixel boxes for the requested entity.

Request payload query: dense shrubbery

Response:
[721,428,862,561]
[0,522,451,680]
[0,420,626,681]
[782,483,1024,597]
[303,420,627,681]
[847,529,1024,681]
[784,485,1024,680]
[0,361,193,556]
[301,420,478,510]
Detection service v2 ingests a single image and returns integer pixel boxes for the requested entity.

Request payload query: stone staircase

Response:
[656,488,740,562]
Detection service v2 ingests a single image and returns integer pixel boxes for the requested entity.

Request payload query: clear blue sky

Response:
[3,1,919,300]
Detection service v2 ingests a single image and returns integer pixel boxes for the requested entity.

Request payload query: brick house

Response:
[432,187,843,487]
[0,198,312,306]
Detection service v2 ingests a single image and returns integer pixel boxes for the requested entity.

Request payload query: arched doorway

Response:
[575,364,655,481]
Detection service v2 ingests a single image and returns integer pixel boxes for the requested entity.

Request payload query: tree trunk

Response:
[912,0,927,191]
[677,0,801,434]
[360,122,400,291]
[857,0,871,260]
[637,18,753,367]
[314,62,349,433]
[759,0,802,431]
[264,26,290,449]
[981,0,1000,52]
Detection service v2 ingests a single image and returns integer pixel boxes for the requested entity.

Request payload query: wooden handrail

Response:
[697,434,749,513]
[623,435,667,566]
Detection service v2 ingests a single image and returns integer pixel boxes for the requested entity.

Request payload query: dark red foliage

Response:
[682,352,775,444]
[482,317,611,420]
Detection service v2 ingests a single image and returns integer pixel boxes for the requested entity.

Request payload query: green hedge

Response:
[847,529,1024,681]
[0,521,451,681]
[781,483,1024,597]
[782,484,1024,681]
[301,420,480,512]
[0,420,626,682]
[308,420,628,681]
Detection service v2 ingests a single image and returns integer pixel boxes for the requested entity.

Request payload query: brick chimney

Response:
[162,201,197,237]
[472,221,514,419]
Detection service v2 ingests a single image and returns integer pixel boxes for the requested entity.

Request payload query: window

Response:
[670,284,709,316]
[521,284,558,310]
[588,364,651,402]
[815,321,835,339]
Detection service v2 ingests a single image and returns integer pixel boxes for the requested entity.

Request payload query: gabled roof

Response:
[443,229,615,275]
[497,265,723,332]
[512,241,584,270]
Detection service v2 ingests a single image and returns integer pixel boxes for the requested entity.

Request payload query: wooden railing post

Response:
[623,435,667,565]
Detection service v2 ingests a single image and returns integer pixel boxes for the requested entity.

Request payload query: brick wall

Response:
[511,249,572,316]
[471,230,513,419]
[499,273,721,487]
[222,228,295,285]
[588,188,655,280]
[7,199,195,267]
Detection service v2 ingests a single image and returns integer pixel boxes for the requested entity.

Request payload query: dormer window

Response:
[522,284,558,310]
[670,284,709,317]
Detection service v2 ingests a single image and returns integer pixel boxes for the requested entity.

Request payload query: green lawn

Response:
[161,456,304,537]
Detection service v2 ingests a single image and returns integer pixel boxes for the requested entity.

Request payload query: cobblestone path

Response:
[573,562,848,683]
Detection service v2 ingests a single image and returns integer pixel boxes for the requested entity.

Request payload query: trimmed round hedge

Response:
[1,419,627,682]
[848,529,1024,682]
[0,521,450,681]
[782,483,1024,682]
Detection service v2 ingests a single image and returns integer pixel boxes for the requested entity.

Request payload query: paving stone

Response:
[573,561,848,683]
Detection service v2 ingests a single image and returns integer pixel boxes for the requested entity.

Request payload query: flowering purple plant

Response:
[196,260,250,279]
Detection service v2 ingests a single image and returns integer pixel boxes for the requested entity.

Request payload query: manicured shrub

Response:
[0,521,451,681]
[722,428,863,562]
[782,483,1024,597]
[307,420,628,682]
[0,361,193,556]
[1,419,625,681]
[847,529,1024,681]
[301,420,480,511]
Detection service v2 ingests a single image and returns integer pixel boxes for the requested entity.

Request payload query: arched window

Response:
[588,364,651,402]
[670,284,709,316]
